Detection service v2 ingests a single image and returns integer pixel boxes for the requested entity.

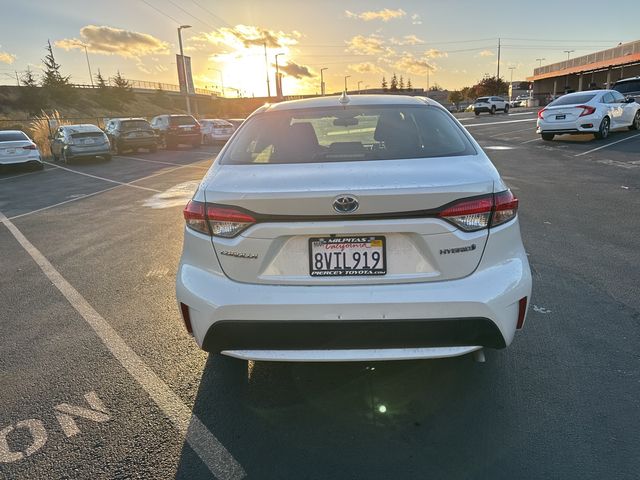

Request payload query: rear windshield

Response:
[549,94,596,106]
[475,97,489,102]
[169,115,197,126]
[0,131,28,142]
[121,120,151,130]
[220,105,475,165]
[613,80,640,94]
[70,131,104,138]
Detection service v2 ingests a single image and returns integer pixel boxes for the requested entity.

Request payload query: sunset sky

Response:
[1,0,638,96]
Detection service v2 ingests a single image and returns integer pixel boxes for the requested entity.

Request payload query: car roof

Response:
[116,117,148,122]
[263,94,440,112]
[614,76,640,84]
[0,130,28,135]
[62,124,102,132]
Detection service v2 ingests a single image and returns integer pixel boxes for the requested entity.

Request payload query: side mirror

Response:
[625,96,636,103]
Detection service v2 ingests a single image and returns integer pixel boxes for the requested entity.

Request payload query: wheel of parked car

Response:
[595,117,610,140]
[541,133,555,141]
[62,149,71,164]
[475,110,480,116]
[490,105,496,115]
[103,154,112,161]
[629,111,640,131]
[504,104,509,114]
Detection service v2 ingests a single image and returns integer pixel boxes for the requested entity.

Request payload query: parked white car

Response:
[201,119,234,144]
[537,90,640,141]
[473,96,509,115]
[0,130,43,170]
[176,95,532,367]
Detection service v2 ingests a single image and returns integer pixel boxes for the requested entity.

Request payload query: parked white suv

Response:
[474,96,509,115]
[176,95,532,367]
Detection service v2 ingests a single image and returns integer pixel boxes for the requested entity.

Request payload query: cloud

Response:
[390,35,424,46]
[0,51,16,64]
[55,25,169,59]
[394,54,437,76]
[199,24,299,50]
[276,61,313,79]
[346,35,394,56]
[411,13,422,25]
[345,8,406,21]
[478,49,495,57]
[349,62,385,74]
[425,48,448,58]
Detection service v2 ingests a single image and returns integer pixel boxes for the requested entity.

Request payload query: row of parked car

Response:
[0,115,244,169]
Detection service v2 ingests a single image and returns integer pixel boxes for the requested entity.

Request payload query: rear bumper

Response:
[0,156,41,165]
[176,220,532,361]
[66,145,110,158]
[537,118,599,134]
[119,136,157,147]
[167,133,200,143]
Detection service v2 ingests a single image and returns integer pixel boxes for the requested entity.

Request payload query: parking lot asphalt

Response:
[1,114,639,479]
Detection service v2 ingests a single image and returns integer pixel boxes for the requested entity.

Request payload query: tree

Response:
[460,86,472,100]
[41,40,73,104]
[472,76,508,96]
[20,67,44,114]
[111,71,134,104]
[399,75,405,90]
[406,78,412,91]
[390,73,398,92]
[428,83,442,92]
[381,76,388,91]
[95,69,108,89]
[94,69,117,109]
[448,90,464,105]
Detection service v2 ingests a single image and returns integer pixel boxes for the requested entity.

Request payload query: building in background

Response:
[528,40,640,104]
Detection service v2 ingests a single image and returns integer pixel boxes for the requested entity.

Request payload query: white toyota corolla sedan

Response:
[176,95,532,365]
[537,89,640,141]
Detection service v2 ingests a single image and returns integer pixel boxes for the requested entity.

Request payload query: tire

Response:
[475,111,480,116]
[62,149,71,164]
[103,154,112,161]
[116,142,124,155]
[504,104,510,114]
[594,116,610,140]
[51,151,58,162]
[541,133,555,141]
[629,111,640,130]
[490,105,496,115]
[31,162,44,171]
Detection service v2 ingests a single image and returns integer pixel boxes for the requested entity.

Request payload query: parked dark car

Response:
[612,76,640,103]
[150,114,201,149]
[50,124,111,164]
[105,118,157,154]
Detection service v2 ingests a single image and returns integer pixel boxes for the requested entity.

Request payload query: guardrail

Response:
[70,78,219,96]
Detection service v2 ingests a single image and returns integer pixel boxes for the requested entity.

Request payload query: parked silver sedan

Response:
[0,130,43,170]
[50,124,111,163]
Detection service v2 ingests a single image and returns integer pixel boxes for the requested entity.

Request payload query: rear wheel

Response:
[541,133,555,141]
[475,110,480,116]
[103,154,112,161]
[595,116,610,139]
[116,142,124,155]
[504,104,510,114]
[629,111,640,130]
[62,150,71,164]
[490,105,496,115]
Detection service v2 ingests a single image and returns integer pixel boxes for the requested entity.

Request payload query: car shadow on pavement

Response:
[175,352,518,479]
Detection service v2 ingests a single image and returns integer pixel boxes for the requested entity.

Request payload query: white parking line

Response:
[117,155,210,169]
[574,133,640,157]
[464,118,537,128]
[0,211,245,480]
[43,162,161,193]
[506,112,536,116]
[0,167,53,182]
[521,138,541,144]
[490,126,537,137]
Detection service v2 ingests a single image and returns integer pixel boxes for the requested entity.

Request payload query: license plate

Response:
[4,149,16,155]
[555,114,566,120]
[81,138,95,144]
[309,236,387,276]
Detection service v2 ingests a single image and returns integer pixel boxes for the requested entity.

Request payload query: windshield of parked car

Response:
[549,94,597,106]
[221,105,475,165]
[613,80,640,94]
[121,120,151,131]
[0,131,28,142]
[169,115,198,126]
[475,97,489,102]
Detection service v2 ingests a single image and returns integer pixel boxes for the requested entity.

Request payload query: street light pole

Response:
[82,44,94,88]
[209,68,224,97]
[508,66,515,102]
[536,57,546,68]
[357,81,363,94]
[275,53,284,98]
[564,50,574,61]
[320,67,328,96]
[344,75,350,93]
[178,25,192,114]
[264,42,271,98]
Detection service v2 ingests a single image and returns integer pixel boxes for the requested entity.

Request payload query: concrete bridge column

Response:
[578,73,584,91]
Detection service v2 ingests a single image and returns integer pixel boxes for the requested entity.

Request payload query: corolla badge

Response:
[333,195,359,214]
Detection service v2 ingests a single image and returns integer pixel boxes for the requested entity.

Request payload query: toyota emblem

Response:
[333,195,359,214]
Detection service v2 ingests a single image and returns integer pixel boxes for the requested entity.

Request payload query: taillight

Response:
[179,302,193,334]
[491,189,519,227]
[438,190,519,232]
[183,200,210,235]
[183,201,256,238]
[438,196,494,232]
[22,144,37,150]
[517,297,528,329]
[537,108,546,119]
[578,105,596,117]
[207,205,256,238]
